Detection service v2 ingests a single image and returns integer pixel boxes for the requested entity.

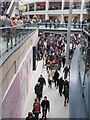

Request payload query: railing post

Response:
[10,29,13,49]
[6,30,9,52]
[15,28,17,46]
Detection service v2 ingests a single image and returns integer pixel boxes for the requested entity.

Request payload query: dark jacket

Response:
[64,80,69,89]
[41,100,50,110]
[34,83,42,96]
[63,66,69,74]
[54,70,59,80]
[58,78,64,89]
[63,86,69,98]
[38,77,46,86]
[62,57,66,64]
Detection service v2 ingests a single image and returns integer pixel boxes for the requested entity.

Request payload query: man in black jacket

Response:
[34,82,42,102]
[53,70,59,88]
[41,96,50,119]
[63,66,69,79]
[38,75,46,91]
[58,77,64,96]
[63,80,69,106]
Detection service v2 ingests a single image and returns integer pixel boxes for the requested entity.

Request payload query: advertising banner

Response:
[2,46,32,118]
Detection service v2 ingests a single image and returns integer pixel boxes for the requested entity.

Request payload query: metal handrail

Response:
[0,23,36,57]
[24,22,87,29]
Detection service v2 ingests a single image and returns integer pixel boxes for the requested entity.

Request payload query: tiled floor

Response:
[22,60,69,118]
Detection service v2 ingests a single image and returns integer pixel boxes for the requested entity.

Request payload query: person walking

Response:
[32,98,41,120]
[3,14,13,27]
[25,112,36,120]
[47,71,52,89]
[34,82,42,102]
[62,56,66,68]
[41,96,50,119]
[46,59,50,72]
[53,70,59,88]
[38,75,46,91]
[58,77,64,96]
[63,80,69,106]
[3,14,13,42]
[63,66,69,79]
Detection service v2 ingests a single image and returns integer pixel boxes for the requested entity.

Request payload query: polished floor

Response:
[22,60,69,118]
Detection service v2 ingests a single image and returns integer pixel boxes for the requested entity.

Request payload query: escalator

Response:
[0,0,19,17]
[6,0,19,17]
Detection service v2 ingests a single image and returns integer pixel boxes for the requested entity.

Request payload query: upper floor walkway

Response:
[0,22,87,60]
[26,22,86,31]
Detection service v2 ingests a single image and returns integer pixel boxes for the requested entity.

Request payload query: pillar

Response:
[62,0,64,10]
[61,14,64,23]
[80,0,85,22]
[61,0,65,23]
[45,0,49,20]
[34,2,36,11]
[66,0,73,65]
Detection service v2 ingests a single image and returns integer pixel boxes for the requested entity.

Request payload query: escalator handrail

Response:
[6,0,15,15]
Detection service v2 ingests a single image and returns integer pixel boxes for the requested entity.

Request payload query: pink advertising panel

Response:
[2,73,21,118]
[2,47,33,118]
[0,103,2,120]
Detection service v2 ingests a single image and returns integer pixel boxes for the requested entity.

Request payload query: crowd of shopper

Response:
[0,15,33,27]
[28,76,50,120]
[25,32,74,120]
[0,13,89,29]
[36,32,70,106]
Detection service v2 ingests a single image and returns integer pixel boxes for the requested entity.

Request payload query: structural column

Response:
[34,2,36,11]
[80,0,85,22]
[27,4,29,11]
[66,0,73,65]
[34,2,36,17]
[61,0,65,23]
[61,14,64,23]
[45,0,49,20]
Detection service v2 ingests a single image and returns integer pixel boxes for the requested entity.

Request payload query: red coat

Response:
[47,60,50,65]
[55,59,59,64]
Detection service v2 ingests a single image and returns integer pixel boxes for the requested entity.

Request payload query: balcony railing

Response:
[85,1,90,10]
[0,24,35,57]
[81,29,90,71]
[26,22,87,30]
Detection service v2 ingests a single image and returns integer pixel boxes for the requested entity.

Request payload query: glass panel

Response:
[36,2,46,11]
[49,2,62,10]
[0,24,36,57]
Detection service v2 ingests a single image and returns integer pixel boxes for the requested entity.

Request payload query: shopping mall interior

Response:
[0,0,90,119]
